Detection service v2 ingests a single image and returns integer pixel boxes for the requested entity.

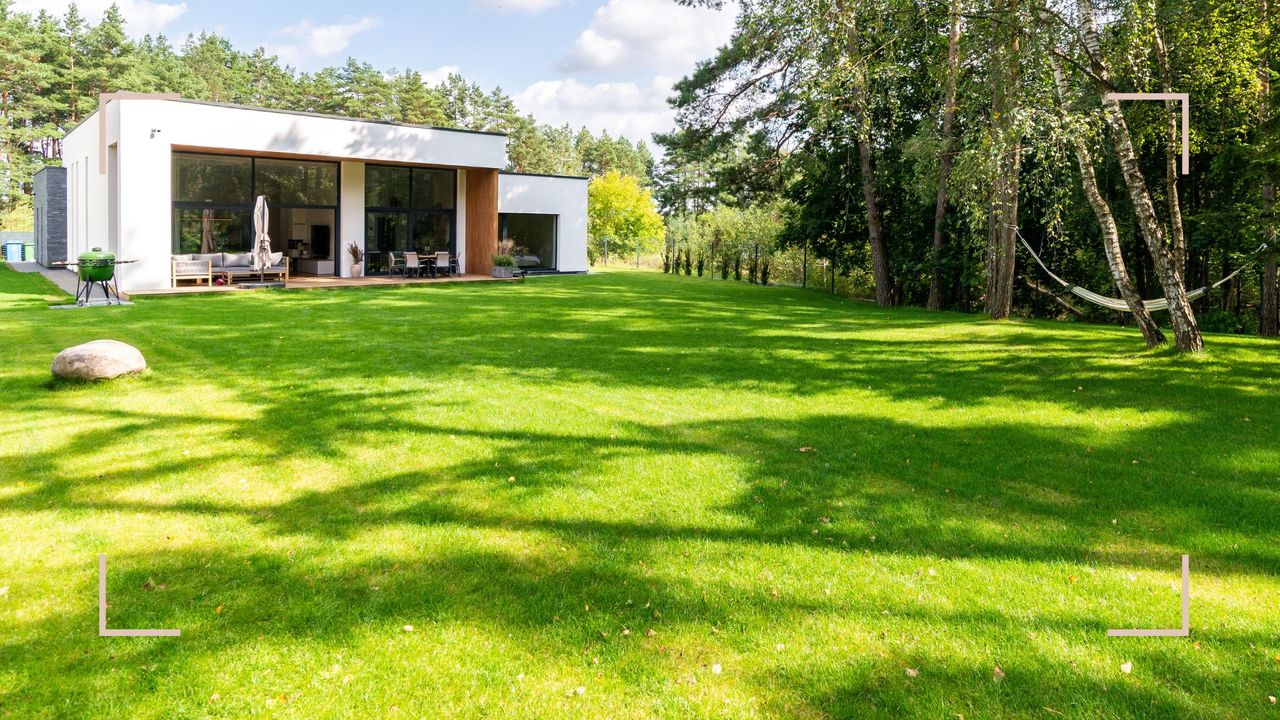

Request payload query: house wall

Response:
[62,97,511,291]
[33,167,67,267]
[498,173,589,273]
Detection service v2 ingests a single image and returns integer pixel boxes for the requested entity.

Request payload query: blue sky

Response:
[14,0,739,145]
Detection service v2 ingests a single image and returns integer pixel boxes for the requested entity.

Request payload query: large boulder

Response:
[51,340,147,381]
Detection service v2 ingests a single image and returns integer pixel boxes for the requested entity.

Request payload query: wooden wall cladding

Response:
[465,168,498,275]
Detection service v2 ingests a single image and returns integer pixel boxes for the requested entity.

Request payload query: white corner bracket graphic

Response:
[1105,92,1190,175]
[1107,554,1190,638]
[98,554,181,637]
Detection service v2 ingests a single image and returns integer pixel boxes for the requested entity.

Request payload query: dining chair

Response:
[433,251,452,278]
[405,252,423,278]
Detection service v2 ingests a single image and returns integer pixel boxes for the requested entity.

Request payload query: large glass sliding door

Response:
[171,152,339,274]
[364,165,456,275]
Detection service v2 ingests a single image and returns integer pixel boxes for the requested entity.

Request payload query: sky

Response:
[12,0,740,147]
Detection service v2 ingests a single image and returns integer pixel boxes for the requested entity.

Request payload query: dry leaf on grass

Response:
[993,666,1005,682]
[905,668,920,678]
[1120,662,1133,674]
[402,625,415,633]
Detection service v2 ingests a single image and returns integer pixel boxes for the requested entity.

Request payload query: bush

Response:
[721,259,729,280]
[684,251,692,275]
[1199,309,1243,334]
[696,256,704,277]
[493,254,518,268]
[761,261,770,286]
[734,257,742,281]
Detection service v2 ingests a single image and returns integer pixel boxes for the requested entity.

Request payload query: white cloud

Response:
[268,16,381,68]
[12,0,187,37]
[470,0,561,13]
[556,0,737,74]
[421,65,461,86]
[514,76,676,144]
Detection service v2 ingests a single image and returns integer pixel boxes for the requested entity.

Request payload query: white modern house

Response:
[56,93,588,292]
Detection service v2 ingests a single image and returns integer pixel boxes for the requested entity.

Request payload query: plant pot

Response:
[492,266,515,279]
[350,263,364,278]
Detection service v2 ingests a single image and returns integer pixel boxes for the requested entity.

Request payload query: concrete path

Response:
[9,261,79,296]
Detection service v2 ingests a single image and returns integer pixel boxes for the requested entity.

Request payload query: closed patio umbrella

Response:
[252,195,272,281]
[200,209,215,254]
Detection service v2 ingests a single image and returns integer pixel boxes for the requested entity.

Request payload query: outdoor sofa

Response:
[172,252,290,286]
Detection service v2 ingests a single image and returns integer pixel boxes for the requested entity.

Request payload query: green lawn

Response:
[1,263,1278,719]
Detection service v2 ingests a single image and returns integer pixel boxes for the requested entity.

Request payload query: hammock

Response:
[1015,229,1264,313]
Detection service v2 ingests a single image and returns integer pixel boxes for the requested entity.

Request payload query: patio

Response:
[8,262,516,299]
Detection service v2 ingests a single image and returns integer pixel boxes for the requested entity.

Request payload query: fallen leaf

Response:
[993,666,1005,682]
[209,693,220,702]
[1120,662,1133,674]
[646,628,657,637]
[621,627,631,636]
[776,643,786,651]
[905,668,920,678]
[711,663,722,675]
[573,686,585,696]
[798,447,816,453]
[215,605,224,615]
[1269,696,1276,705]
[402,625,415,633]
[0,586,8,597]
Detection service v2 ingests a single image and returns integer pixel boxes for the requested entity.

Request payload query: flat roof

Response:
[66,97,510,140]
[172,98,509,138]
[500,170,590,181]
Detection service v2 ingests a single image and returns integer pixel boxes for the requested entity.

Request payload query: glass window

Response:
[255,158,338,206]
[501,214,557,270]
[412,169,456,210]
[366,166,411,208]
[173,154,251,204]
[172,207,253,254]
[365,212,408,275]
[412,214,452,254]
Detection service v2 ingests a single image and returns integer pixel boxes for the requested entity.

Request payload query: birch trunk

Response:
[927,1,962,311]
[1076,0,1204,351]
[1050,56,1166,346]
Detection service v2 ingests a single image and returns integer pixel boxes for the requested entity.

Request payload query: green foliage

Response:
[588,171,664,263]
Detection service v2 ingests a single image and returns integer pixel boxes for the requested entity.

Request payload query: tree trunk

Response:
[842,4,894,307]
[1050,56,1166,346]
[1077,0,1203,351]
[927,1,962,311]
[1261,0,1279,336]
[1264,256,1279,336]
[984,0,1022,320]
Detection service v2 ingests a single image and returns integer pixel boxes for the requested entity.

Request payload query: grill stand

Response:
[75,275,125,306]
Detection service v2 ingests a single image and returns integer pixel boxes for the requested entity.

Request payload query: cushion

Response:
[271,252,284,267]
[225,252,253,267]
[193,253,222,268]
[172,254,194,261]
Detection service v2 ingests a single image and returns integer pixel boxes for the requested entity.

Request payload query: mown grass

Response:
[0,262,1278,719]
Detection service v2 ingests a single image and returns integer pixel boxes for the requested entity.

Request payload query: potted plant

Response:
[492,253,518,278]
[347,243,365,278]
[493,238,521,278]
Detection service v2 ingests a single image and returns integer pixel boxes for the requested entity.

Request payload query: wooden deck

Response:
[128,273,516,297]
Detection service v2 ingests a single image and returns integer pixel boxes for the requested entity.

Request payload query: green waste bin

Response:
[23,242,34,261]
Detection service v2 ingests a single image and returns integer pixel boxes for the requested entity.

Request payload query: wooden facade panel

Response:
[465,168,498,275]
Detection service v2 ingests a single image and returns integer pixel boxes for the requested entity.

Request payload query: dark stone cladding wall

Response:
[34,166,67,267]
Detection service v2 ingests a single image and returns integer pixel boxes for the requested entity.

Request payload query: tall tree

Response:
[927,0,963,311]
[1050,53,1166,346]
[1074,0,1204,351]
